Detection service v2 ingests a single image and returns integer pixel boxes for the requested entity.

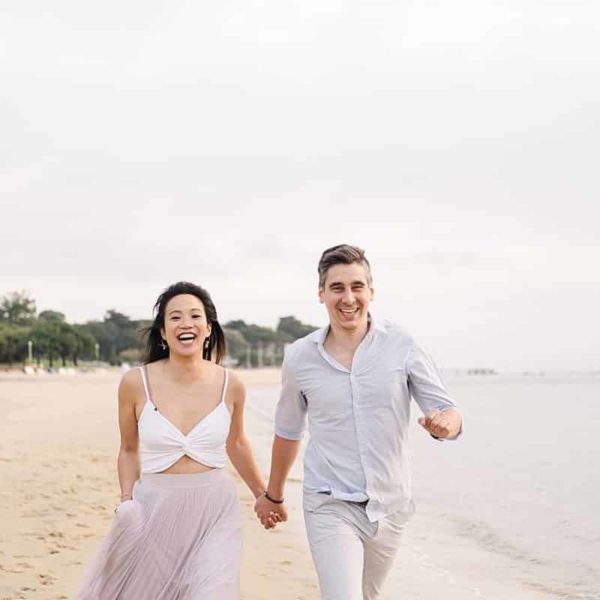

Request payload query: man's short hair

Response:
[317,244,372,288]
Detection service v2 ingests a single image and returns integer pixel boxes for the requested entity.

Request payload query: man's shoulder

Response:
[374,318,415,343]
[283,328,323,360]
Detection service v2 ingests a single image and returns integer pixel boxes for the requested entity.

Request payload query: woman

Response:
[78,281,274,599]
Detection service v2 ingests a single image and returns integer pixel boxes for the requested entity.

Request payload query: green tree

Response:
[86,310,141,364]
[224,320,278,345]
[276,316,318,342]
[0,322,30,363]
[71,325,97,366]
[31,319,62,367]
[223,328,250,366]
[38,310,65,323]
[0,291,36,325]
[57,322,77,367]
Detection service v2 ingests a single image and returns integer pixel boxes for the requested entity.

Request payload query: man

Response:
[255,244,462,600]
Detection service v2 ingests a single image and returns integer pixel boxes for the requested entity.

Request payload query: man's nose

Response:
[342,288,354,303]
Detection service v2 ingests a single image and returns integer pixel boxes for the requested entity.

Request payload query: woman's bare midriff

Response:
[160,455,216,474]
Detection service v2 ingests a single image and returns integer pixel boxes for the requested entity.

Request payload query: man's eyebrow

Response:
[328,280,366,288]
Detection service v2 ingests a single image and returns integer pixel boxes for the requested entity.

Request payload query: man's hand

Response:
[418,408,462,439]
[254,493,288,530]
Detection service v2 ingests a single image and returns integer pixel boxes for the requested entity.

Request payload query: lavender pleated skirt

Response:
[77,469,242,600]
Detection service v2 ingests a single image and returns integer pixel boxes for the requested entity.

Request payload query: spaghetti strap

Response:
[138,365,153,406]
[220,369,229,404]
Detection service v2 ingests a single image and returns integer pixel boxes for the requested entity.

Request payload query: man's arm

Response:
[254,347,307,528]
[407,342,463,441]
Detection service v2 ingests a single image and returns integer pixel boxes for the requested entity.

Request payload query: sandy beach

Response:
[0,369,594,600]
[0,368,317,600]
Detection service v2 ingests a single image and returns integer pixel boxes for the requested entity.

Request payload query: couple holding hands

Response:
[77,244,462,600]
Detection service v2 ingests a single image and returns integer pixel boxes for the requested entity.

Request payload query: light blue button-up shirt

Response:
[274,317,458,522]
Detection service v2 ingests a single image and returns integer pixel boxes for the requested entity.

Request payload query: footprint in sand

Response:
[56,542,78,551]
[21,510,49,517]
[0,565,25,573]
[36,572,56,586]
[47,530,65,539]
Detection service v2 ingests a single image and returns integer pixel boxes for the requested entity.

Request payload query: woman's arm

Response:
[225,374,267,500]
[117,369,141,502]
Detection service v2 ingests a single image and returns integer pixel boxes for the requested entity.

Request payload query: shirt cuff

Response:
[274,427,305,441]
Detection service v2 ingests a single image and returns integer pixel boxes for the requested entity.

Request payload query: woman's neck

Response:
[163,353,212,382]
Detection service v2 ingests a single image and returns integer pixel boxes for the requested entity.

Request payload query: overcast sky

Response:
[1,1,599,371]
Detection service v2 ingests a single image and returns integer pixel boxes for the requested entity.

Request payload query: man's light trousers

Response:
[303,492,407,600]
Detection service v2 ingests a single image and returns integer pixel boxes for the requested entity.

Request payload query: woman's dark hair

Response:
[142,282,227,365]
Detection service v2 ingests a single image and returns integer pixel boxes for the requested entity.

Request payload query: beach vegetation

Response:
[0,290,318,368]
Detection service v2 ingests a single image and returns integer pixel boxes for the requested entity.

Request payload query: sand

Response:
[0,369,565,600]
[0,368,318,600]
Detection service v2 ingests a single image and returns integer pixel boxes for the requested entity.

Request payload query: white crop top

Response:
[138,366,232,473]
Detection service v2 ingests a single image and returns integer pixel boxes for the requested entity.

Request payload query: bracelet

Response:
[263,490,284,504]
[120,493,132,501]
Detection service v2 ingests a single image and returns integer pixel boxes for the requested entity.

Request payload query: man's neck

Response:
[325,319,370,352]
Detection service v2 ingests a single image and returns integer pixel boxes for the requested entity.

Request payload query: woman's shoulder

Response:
[223,367,245,396]
[120,365,142,386]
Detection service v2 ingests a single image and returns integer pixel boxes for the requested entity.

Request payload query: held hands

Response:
[254,491,288,530]
[418,408,462,440]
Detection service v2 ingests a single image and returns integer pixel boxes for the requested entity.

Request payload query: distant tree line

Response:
[0,291,318,368]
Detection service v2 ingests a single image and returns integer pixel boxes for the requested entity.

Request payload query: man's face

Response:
[319,263,374,332]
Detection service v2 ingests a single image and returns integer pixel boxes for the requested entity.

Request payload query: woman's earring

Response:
[204,337,210,349]
[160,338,167,350]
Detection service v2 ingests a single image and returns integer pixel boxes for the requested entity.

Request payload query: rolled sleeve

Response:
[407,343,457,414]
[274,353,307,441]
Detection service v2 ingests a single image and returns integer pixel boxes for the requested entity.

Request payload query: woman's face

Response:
[161,294,211,358]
